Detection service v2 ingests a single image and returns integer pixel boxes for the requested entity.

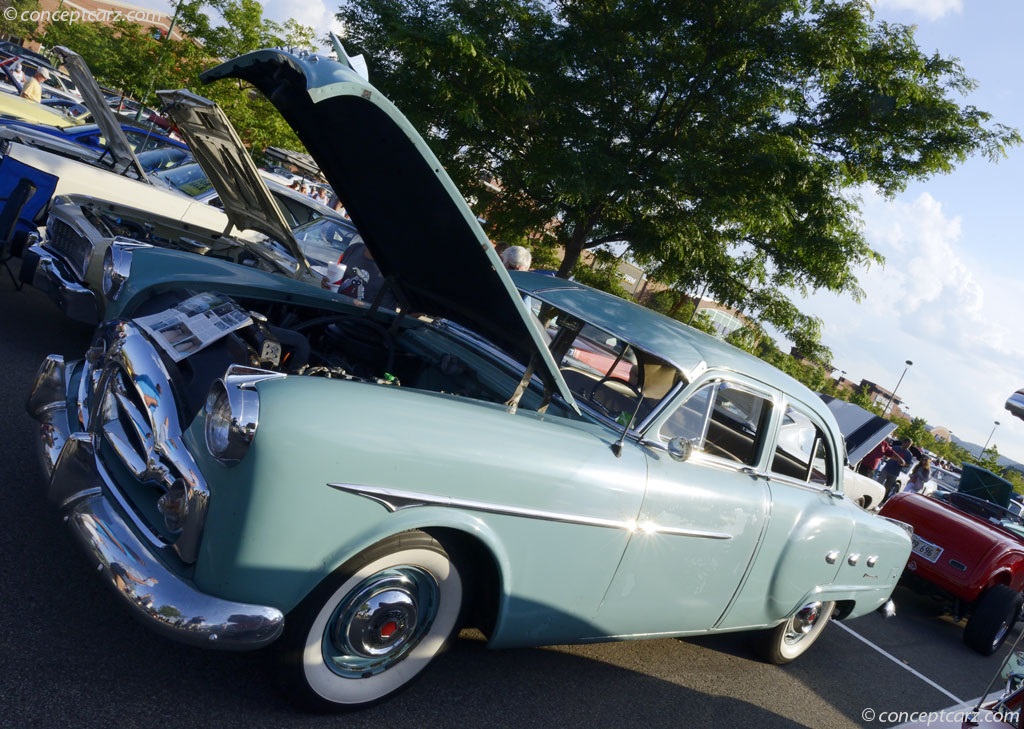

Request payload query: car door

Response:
[594,375,775,635]
[714,397,855,630]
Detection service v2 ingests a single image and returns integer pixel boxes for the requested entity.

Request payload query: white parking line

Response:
[834,621,964,704]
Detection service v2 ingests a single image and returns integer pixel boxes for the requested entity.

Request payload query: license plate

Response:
[911,534,944,563]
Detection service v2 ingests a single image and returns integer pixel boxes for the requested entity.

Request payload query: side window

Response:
[661,381,772,466]
[771,405,834,486]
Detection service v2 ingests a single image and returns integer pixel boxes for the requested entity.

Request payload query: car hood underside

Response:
[200,44,574,407]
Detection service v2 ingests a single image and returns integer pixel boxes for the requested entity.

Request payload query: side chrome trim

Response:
[327,482,733,540]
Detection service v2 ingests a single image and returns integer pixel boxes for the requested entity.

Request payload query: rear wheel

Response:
[754,601,836,664]
[277,531,463,711]
[964,585,1022,656]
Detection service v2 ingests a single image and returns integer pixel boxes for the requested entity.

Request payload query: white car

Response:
[819,395,894,512]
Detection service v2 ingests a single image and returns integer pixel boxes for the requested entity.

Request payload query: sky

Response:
[788,0,1024,463]
[125,0,1024,462]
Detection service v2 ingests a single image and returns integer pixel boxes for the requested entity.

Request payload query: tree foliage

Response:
[336,0,1019,347]
[0,0,41,41]
[35,0,313,153]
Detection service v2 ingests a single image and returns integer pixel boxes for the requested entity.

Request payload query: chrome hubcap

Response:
[323,567,439,678]
[786,602,823,642]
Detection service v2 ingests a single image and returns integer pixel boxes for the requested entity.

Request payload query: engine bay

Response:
[77,199,294,275]
[127,291,571,423]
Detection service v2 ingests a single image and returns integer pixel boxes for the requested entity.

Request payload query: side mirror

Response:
[667,437,694,462]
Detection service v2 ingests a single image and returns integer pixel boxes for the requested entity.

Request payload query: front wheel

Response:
[754,601,836,664]
[964,585,1022,656]
[277,531,463,711]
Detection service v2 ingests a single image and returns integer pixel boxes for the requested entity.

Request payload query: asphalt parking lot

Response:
[1,280,1016,729]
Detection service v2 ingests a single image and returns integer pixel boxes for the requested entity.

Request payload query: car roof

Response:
[512,271,835,419]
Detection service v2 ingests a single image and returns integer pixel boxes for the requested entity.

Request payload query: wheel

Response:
[964,585,1022,655]
[754,601,836,664]
[277,531,463,711]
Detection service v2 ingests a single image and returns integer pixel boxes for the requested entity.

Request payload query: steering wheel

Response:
[587,375,643,421]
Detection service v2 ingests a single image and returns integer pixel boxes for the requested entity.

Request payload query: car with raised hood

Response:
[817,395,892,511]
[0,46,207,239]
[27,38,912,711]
[16,73,354,324]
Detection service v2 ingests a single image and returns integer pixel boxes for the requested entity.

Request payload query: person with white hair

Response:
[500,245,532,271]
[20,66,49,103]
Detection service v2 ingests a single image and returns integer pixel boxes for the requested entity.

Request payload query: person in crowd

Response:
[9,60,25,87]
[880,438,915,501]
[20,66,48,103]
[905,456,933,494]
[337,236,396,309]
[500,245,532,271]
[857,438,903,478]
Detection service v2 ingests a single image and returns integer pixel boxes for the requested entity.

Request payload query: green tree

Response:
[0,0,40,41]
[38,1,313,154]
[337,0,1019,345]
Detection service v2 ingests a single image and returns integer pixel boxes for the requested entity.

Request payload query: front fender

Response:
[189,375,643,623]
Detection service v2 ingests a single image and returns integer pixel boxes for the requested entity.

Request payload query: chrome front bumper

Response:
[20,244,100,325]
[27,354,285,650]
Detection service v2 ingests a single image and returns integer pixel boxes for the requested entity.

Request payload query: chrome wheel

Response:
[755,600,836,664]
[323,566,440,678]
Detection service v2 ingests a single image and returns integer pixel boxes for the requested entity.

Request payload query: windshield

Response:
[937,491,1024,541]
[537,303,682,426]
[292,216,360,270]
[154,164,213,198]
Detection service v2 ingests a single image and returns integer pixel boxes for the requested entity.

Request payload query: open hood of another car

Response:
[52,46,146,180]
[200,41,576,409]
[819,395,897,466]
[156,89,307,276]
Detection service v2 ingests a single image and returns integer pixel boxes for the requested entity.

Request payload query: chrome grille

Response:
[89,320,209,564]
[46,216,94,282]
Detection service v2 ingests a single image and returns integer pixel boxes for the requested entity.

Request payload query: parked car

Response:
[879,464,1024,655]
[0,118,187,169]
[27,40,912,711]
[151,161,336,227]
[0,87,84,127]
[18,89,356,324]
[41,97,90,119]
[817,395,893,512]
[0,41,57,72]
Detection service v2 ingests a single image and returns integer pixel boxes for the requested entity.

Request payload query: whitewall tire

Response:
[278,531,463,711]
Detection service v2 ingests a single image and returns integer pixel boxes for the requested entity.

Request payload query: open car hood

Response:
[200,40,576,409]
[155,89,306,276]
[818,395,897,466]
[52,46,147,180]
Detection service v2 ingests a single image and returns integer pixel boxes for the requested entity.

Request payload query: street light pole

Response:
[882,359,913,416]
[982,420,1001,455]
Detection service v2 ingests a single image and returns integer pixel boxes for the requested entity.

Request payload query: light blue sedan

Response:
[27,38,912,711]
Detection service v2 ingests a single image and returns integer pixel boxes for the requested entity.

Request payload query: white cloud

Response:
[260,0,344,45]
[869,0,963,22]
[795,189,1024,462]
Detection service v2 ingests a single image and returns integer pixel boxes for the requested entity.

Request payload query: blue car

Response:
[26,38,912,711]
[0,118,185,154]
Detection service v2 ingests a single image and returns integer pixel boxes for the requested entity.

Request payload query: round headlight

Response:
[204,366,283,465]
[204,378,260,465]
[205,382,235,462]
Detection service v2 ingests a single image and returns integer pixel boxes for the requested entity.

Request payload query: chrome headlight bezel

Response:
[204,365,286,465]
[102,238,153,301]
